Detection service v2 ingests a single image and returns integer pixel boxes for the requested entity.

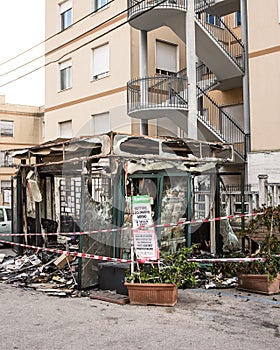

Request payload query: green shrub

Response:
[126,247,198,288]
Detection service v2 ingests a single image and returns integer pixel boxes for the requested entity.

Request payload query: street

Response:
[0,279,280,350]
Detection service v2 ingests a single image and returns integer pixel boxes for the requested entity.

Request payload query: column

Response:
[258,174,268,208]
[186,0,197,139]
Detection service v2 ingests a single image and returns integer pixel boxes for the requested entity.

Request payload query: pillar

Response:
[258,174,268,208]
[186,0,197,139]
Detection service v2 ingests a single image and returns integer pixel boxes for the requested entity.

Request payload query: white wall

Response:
[248,151,280,189]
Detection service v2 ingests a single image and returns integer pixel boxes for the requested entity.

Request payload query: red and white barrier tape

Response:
[0,238,269,263]
[0,211,266,264]
[186,257,266,263]
[0,239,132,263]
[0,211,263,238]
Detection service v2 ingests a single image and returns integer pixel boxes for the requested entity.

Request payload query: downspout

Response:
[139,30,149,136]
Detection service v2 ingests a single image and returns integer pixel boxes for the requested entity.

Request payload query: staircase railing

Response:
[127,75,188,114]
[196,63,218,93]
[197,85,246,159]
[128,0,187,19]
[194,0,244,72]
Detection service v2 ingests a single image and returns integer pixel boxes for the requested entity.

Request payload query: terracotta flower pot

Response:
[124,282,178,306]
[237,273,280,295]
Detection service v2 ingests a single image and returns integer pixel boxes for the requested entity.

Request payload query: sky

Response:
[0,0,45,106]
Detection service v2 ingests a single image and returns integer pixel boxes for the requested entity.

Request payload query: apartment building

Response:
[45,1,132,140]
[0,95,44,205]
[44,0,280,188]
[247,0,280,188]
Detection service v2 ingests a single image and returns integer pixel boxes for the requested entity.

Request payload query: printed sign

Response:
[131,195,159,262]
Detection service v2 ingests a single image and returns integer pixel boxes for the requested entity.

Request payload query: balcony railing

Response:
[127,75,188,115]
[194,0,215,13]
[128,0,187,19]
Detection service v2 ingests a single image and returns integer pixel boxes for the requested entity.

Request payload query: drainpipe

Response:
[241,0,251,165]
[140,30,149,135]
[186,0,197,139]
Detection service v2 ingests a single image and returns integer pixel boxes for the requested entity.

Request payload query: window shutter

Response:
[59,59,72,71]
[60,0,72,14]
[92,44,109,79]
[92,112,110,135]
[156,40,177,73]
[59,120,72,138]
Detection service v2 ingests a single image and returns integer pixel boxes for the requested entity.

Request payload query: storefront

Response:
[7,132,233,289]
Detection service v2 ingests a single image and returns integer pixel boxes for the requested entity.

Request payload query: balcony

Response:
[195,0,240,17]
[127,75,188,120]
[128,0,187,31]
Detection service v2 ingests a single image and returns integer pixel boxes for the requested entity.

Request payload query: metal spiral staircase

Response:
[127,0,246,160]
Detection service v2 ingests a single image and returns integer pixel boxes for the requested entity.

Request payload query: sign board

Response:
[131,195,159,262]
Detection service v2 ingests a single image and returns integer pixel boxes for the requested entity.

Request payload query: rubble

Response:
[194,267,239,290]
[0,250,79,297]
[0,246,241,299]
[53,254,74,269]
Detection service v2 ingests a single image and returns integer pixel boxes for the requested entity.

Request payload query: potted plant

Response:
[237,233,280,294]
[218,207,280,295]
[125,247,198,306]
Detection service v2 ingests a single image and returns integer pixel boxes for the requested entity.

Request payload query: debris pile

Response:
[0,249,83,297]
[195,270,238,290]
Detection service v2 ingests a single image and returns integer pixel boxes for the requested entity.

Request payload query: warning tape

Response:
[0,240,132,263]
[0,211,265,264]
[0,211,263,238]
[0,239,269,264]
[186,257,266,263]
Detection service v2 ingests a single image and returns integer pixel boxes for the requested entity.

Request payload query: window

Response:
[6,208,12,220]
[0,151,13,167]
[1,181,11,205]
[1,180,11,189]
[92,44,110,80]
[60,0,72,30]
[0,120,14,137]
[59,120,72,138]
[91,112,110,135]
[234,11,241,27]
[59,59,72,91]
[93,0,109,11]
[156,40,178,76]
[206,13,224,28]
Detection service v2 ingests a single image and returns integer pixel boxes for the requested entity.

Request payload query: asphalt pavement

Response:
[1,243,280,350]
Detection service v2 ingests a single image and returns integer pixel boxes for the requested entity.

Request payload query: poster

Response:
[131,195,159,262]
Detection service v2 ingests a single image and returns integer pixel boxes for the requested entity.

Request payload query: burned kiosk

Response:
[8,132,234,289]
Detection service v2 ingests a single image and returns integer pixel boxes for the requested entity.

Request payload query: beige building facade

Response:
[44,1,189,139]
[0,95,44,205]
[45,1,132,140]
[247,0,280,187]
[44,0,280,188]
